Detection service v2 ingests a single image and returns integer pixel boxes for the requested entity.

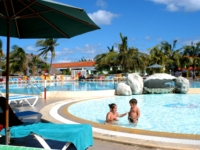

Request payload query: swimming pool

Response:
[68,94,200,134]
[0,81,199,95]
[0,82,117,95]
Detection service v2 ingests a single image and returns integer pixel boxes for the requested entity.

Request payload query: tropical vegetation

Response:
[94,33,200,77]
[0,33,200,77]
[36,38,59,74]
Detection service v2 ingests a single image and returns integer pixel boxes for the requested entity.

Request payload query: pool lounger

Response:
[8,95,39,107]
[0,96,93,150]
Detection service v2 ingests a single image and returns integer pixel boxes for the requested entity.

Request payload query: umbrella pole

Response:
[5,19,11,144]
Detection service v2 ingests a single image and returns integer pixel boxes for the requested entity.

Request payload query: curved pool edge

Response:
[62,101,200,140]
[40,98,200,150]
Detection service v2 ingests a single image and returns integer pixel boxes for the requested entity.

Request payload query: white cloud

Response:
[52,43,103,62]
[145,36,151,40]
[166,3,179,11]
[77,44,97,54]
[24,45,37,52]
[96,0,107,8]
[156,37,163,41]
[62,47,75,54]
[150,0,200,12]
[88,10,118,25]
[180,39,200,46]
[131,38,136,41]
[55,59,71,63]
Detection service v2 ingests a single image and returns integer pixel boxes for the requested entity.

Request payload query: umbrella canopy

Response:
[0,0,100,38]
[147,63,164,68]
[0,0,100,144]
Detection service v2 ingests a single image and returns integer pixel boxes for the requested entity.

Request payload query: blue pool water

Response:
[68,94,200,134]
[0,81,199,95]
[0,82,117,95]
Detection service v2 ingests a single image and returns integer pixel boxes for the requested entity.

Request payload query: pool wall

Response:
[40,90,116,98]
[40,88,200,98]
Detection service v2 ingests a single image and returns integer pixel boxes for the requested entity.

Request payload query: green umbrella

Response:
[0,0,100,144]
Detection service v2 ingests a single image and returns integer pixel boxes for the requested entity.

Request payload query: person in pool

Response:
[128,98,140,125]
[105,103,128,124]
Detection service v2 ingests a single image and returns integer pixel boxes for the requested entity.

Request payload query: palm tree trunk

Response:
[193,63,195,79]
[49,54,53,74]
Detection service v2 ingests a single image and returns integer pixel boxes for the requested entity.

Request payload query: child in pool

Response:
[105,103,128,124]
[128,99,140,125]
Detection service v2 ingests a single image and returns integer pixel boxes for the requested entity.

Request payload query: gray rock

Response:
[174,76,189,94]
[144,73,176,88]
[115,83,132,96]
[143,87,174,94]
[127,73,143,95]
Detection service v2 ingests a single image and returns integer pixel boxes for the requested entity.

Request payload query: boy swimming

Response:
[128,99,140,125]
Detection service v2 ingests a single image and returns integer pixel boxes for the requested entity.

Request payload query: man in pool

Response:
[128,99,140,125]
[105,103,128,124]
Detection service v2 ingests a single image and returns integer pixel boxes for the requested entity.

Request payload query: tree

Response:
[148,40,181,74]
[36,38,59,74]
[117,33,146,73]
[94,45,118,73]
[117,33,130,72]
[160,40,181,73]
[183,42,200,79]
[28,53,40,75]
[9,45,27,75]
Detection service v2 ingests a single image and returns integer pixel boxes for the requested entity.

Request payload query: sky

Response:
[1,0,200,63]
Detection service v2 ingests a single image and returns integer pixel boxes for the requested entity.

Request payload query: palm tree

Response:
[117,33,130,72]
[129,47,149,74]
[36,38,59,74]
[148,45,167,73]
[148,40,181,74]
[28,53,40,75]
[94,45,118,73]
[160,40,181,73]
[183,42,200,79]
[9,45,27,75]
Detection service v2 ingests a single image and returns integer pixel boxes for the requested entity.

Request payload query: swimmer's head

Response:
[129,99,137,105]
[108,103,116,111]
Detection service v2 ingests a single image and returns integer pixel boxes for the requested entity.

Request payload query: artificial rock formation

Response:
[115,82,132,96]
[174,76,189,94]
[127,73,143,95]
[143,73,176,94]
[144,73,176,88]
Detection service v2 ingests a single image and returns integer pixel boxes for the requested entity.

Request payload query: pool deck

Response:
[1,88,200,150]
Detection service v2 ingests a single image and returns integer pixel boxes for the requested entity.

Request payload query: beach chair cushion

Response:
[15,111,42,123]
[0,123,93,150]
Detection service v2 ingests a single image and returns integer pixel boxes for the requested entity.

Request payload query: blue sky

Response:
[1,0,200,63]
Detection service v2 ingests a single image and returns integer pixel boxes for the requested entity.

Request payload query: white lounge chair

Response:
[8,95,39,107]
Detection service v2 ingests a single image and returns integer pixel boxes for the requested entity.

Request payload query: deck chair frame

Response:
[8,95,39,107]
[33,134,71,150]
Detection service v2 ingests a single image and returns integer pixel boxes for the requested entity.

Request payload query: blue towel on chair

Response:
[0,122,93,150]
